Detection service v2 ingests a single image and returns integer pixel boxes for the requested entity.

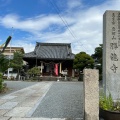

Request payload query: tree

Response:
[0,54,9,73]
[0,54,9,91]
[73,52,94,73]
[10,51,23,75]
[27,67,40,77]
[91,44,103,74]
[0,73,3,92]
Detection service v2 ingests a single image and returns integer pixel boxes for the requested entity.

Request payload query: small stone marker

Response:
[83,69,99,120]
[103,10,120,100]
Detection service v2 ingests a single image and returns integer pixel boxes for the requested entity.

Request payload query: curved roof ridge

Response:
[36,42,71,46]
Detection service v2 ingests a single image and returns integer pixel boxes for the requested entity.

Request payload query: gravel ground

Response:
[0,80,38,97]
[32,82,83,119]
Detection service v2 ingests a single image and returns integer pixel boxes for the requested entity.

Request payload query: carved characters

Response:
[110,64,118,73]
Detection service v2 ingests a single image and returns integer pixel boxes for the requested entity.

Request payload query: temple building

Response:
[23,42,75,77]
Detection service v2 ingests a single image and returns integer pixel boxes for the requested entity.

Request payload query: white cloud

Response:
[67,0,82,9]
[1,0,120,54]
[0,14,66,32]
[11,40,35,53]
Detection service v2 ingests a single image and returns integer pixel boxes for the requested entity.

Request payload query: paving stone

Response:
[10,97,28,102]
[17,100,36,107]
[17,96,40,107]
[1,96,17,100]
[31,85,44,90]
[27,96,40,101]
[30,94,43,97]
[33,91,44,96]
[0,102,18,109]
[34,91,43,94]
[4,107,31,117]
[12,89,28,94]
[0,117,11,120]
[10,118,65,120]
[0,99,7,105]
[13,90,35,97]
[0,110,9,116]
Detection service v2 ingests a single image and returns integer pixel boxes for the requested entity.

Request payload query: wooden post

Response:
[40,62,43,76]
[59,63,62,74]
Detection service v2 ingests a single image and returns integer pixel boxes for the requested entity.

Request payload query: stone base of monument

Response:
[100,108,120,120]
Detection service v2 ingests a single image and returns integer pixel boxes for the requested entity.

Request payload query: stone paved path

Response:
[0,81,103,120]
[0,81,84,120]
[0,82,56,120]
[0,81,38,97]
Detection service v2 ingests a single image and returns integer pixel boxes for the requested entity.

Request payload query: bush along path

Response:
[0,73,3,92]
[0,73,8,94]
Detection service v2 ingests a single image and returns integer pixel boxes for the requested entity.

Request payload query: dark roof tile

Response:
[24,42,75,60]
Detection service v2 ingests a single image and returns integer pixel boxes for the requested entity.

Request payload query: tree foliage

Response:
[91,44,103,74]
[73,52,94,72]
[27,67,40,76]
[92,44,102,64]
[0,54,9,72]
[0,73,3,92]
[10,51,23,72]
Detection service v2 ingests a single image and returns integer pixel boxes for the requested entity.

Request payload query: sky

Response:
[0,0,120,55]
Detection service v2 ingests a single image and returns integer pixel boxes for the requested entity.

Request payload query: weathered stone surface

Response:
[1,96,17,100]
[103,10,120,100]
[30,94,43,97]
[0,82,54,119]
[13,89,35,97]
[10,96,28,102]
[0,102,18,109]
[0,117,11,120]
[83,69,99,120]
[10,118,66,120]
[0,99,7,105]
[17,96,39,107]
[4,107,31,117]
[0,110,9,116]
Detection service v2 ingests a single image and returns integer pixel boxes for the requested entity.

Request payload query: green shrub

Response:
[100,93,113,111]
[27,67,40,77]
[0,73,3,92]
[100,93,120,112]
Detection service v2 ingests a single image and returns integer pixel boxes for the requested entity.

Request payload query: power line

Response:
[48,0,88,52]
[49,0,76,39]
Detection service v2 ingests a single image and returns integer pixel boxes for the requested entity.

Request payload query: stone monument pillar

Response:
[103,10,120,100]
[84,69,99,120]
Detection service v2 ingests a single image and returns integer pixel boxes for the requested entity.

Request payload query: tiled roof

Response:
[23,42,75,60]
